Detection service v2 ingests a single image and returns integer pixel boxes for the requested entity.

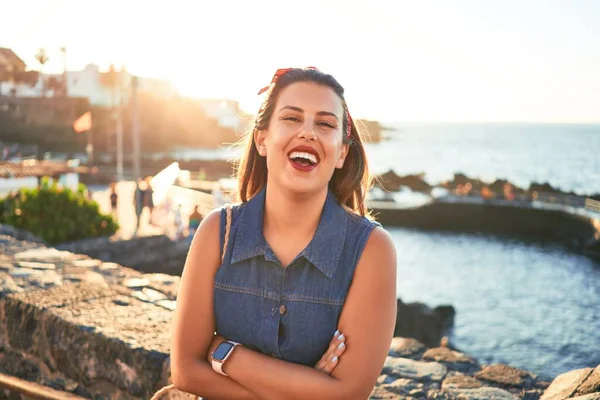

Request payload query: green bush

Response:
[0,178,119,244]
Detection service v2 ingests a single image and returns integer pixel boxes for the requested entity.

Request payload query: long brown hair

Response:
[235,68,373,217]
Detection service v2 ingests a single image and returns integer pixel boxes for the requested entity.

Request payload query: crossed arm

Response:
[170,210,397,400]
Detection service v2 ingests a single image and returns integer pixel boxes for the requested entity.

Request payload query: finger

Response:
[320,355,339,375]
[326,330,340,349]
[327,332,344,354]
[320,333,344,363]
[334,340,346,358]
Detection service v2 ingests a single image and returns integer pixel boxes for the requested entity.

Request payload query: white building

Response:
[66,64,177,107]
[0,46,177,106]
[196,99,247,133]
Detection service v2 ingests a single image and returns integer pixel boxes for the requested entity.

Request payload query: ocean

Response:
[367,123,600,195]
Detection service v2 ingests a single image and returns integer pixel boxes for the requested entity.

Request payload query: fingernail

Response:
[338,334,345,341]
[332,356,338,363]
[334,330,340,337]
[338,342,345,350]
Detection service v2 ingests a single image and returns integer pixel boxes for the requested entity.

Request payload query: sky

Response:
[2,0,599,123]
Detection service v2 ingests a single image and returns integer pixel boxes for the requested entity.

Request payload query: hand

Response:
[314,330,346,375]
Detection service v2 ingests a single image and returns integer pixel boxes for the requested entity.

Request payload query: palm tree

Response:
[35,48,49,97]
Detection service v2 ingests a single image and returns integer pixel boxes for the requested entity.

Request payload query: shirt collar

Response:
[230,186,348,278]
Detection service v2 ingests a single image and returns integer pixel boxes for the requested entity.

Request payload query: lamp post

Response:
[131,76,141,180]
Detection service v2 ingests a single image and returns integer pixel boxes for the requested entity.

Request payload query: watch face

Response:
[212,342,235,361]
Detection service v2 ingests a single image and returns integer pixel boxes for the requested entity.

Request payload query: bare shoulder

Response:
[356,226,397,277]
[181,207,223,279]
[196,207,222,235]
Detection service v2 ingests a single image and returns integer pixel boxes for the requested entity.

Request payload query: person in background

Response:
[173,204,184,239]
[134,179,144,231]
[188,205,203,237]
[198,168,206,181]
[143,176,155,225]
[109,182,118,216]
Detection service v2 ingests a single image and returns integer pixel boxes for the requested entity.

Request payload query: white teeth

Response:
[289,151,318,164]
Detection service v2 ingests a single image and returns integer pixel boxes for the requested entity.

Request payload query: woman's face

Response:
[255,82,349,195]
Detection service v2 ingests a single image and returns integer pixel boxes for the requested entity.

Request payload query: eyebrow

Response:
[279,105,339,121]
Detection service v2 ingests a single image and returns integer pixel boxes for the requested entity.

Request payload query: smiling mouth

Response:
[288,151,319,166]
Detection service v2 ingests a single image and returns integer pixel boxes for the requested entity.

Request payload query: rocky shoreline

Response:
[81,156,600,202]
[0,231,598,399]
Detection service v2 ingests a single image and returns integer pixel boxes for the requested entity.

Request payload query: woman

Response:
[171,67,397,399]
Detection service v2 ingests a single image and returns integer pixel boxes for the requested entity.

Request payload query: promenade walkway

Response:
[92,181,216,240]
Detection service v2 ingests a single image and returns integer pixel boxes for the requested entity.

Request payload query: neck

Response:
[263,182,328,237]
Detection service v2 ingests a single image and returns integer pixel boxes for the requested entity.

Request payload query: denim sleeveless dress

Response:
[214,186,380,367]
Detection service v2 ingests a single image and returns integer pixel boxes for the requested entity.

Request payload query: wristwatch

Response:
[211,340,240,376]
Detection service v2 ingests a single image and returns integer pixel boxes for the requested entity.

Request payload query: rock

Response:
[571,394,600,400]
[0,262,14,271]
[0,274,23,295]
[9,268,44,278]
[423,347,479,373]
[143,273,178,285]
[369,386,398,399]
[155,300,177,311]
[99,262,119,271]
[444,386,519,399]
[14,248,74,263]
[540,368,594,400]
[408,388,426,398]
[41,376,80,392]
[389,337,427,359]
[25,271,63,289]
[123,278,151,289]
[380,378,420,396]
[63,265,91,275]
[395,299,455,348]
[376,374,393,385]
[112,297,131,306]
[442,374,483,390]
[376,170,433,192]
[141,288,168,302]
[476,364,538,389]
[131,291,150,302]
[17,261,56,270]
[0,347,42,382]
[63,271,106,285]
[383,357,447,382]
[73,259,102,269]
[575,365,600,396]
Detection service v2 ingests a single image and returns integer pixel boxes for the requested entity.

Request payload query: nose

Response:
[298,121,316,141]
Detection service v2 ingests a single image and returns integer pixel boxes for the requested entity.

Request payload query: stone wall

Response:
[1,234,599,399]
[371,201,600,256]
[56,234,189,275]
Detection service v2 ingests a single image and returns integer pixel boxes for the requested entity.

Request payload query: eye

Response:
[282,116,301,122]
[318,121,336,129]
